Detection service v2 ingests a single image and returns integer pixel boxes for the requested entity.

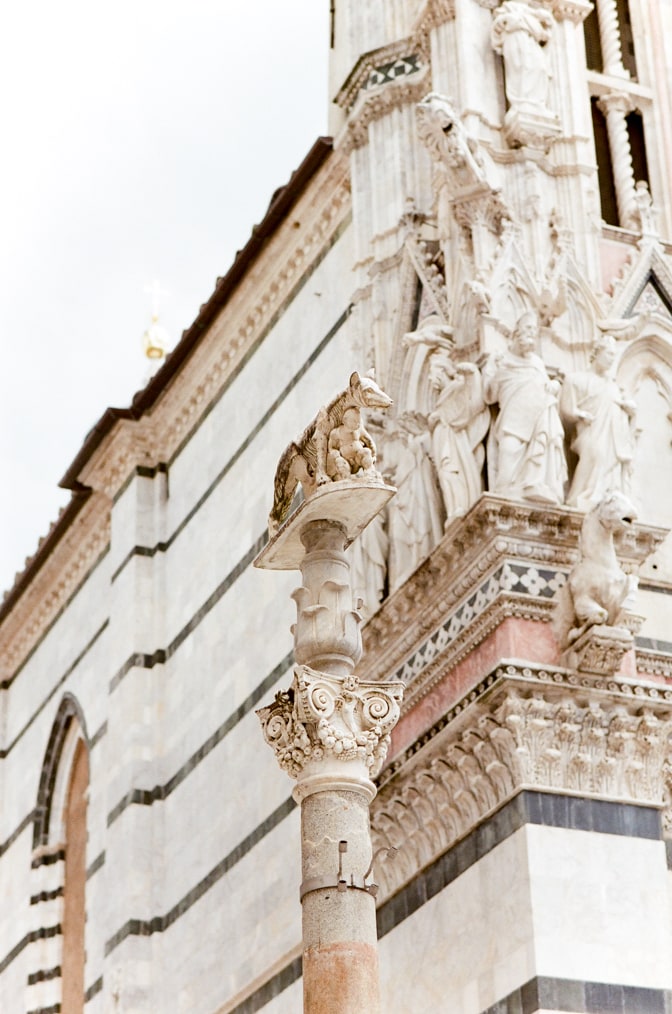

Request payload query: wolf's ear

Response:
[349,371,361,388]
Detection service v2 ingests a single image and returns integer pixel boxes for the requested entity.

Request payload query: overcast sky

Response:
[0,1,329,594]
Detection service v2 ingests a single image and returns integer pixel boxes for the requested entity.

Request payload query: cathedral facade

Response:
[2,1,672,1011]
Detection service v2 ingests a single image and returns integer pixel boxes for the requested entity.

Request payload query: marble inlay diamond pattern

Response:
[394,563,566,685]
[631,281,672,319]
[365,54,421,90]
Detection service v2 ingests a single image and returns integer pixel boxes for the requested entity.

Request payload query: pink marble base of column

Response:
[303,942,381,1014]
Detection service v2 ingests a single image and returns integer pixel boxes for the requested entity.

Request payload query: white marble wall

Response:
[377,824,672,1014]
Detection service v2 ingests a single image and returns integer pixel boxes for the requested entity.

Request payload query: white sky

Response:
[0,1,329,594]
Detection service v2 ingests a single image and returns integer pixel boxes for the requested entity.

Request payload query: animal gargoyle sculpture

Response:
[553,490,638,648]
[268,372,392,536]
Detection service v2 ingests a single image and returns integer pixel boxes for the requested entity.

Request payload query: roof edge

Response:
[59,136,334,492]
[0,488,92,626]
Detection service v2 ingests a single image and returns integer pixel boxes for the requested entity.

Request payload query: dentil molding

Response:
[0,492,110,681]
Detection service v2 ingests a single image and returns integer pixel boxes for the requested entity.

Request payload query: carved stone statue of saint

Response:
[428,352,490,521]
[491,1,554,115]
[560,335,637,511]
[383,414,444,592]
[349,509,388,621]
[483,311,567,504]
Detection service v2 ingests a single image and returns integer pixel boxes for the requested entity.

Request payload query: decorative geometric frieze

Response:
[364,54,421,91]
[257,665,403,783]
[371,668,672,901]
[358,495,667,690]
[392,560,565,689]
[335,38,429,113]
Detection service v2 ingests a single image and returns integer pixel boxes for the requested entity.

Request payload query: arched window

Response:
[28,696,89,1014]
[61,739,89,1013]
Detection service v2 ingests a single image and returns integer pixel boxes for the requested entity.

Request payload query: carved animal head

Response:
[416,92,460,135]
[590,490,638,536]
[349,371,393,411]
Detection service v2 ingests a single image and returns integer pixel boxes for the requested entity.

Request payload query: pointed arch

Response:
[26,694,90,1014]
[33,693,89,850]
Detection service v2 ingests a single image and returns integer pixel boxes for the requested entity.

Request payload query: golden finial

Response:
[142,279,170,362]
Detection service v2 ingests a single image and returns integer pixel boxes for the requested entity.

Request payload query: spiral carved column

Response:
[595,0,627,76]
[598,90,638,228]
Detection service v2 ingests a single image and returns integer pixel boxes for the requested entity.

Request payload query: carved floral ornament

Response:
[256,666,403,782]
[371,684,672,899]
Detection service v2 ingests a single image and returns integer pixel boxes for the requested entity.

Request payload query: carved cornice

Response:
[371,665,672,901]
[335,37,429,113]
[338,75,431,155]
[257,666,403,786]
[0,492,110,681]
[358,496,666,689]
[77,419,160,499]
[412,0,457,35]
[67,161,352,502]
[637,648,672,681]
[1,158,353,670]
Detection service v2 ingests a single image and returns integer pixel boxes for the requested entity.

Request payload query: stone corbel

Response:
[563,621,638,676]
[546,0,592,24]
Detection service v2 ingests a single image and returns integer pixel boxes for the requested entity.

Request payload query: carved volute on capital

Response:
[257,666,404,798]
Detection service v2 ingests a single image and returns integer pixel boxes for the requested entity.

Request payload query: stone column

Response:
[256,479,402,1014]
[594,0,628,77]
[598,90,638,228]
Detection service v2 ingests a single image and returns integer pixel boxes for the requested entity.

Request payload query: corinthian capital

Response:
[257,666,403,787]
